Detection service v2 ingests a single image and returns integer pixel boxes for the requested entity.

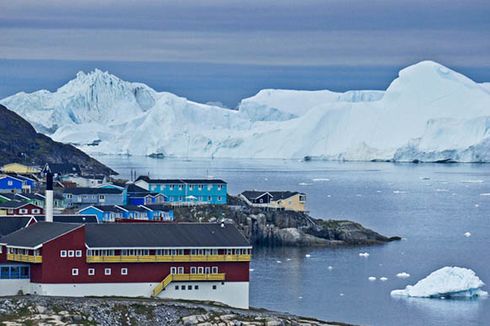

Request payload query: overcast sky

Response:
[1,0,489,106]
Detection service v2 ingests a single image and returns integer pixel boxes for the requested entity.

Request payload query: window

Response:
[19,209,28,214]
[170,267,177,275]
[190,267,197,274]
[198,185,203,191]
[212,285,217,290]
[169,185,174,191]
[212,266,218,274]
[68,250,75,257]
[217,196,222,201]
[189,185,193,191]
[99,195,105,200]
[32,209,40,214]
[104,268,111,275]
[205,267,210,274]
[175,285,179,290]
[60,250,67,257]
[88,268,95,276]
[178,185,183,190]
[218,185,222,191]
[207,196,212,201]
[198,267,204,274]
[7,181,13,186]
[187,285,192,290]
[72,268,79,276]
[67,194,72,199]
[194,285,199,290]
[121,268,128,275]
[177,267,184,274]
[181,285,186,290]
[75,250,82,257]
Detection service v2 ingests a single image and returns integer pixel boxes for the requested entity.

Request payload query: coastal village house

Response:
[0,222,251,309]
[61,175,108,188]
[63,187,125,208]
[79,205,173,223]
[126,184,166,205]
[1,163,40,175]
[240,191,307,212]
[0,193,66,212]
[0,202,44,216]
[0,175,37,193]
[134,177,227,205]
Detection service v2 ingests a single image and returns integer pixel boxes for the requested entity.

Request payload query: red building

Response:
[0,202,43,216]
[0,222,251,308]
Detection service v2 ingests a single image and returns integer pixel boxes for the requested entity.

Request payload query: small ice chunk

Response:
[298,296,303,299]
[396,272,411,279]
[393,190,407,194]
[305,254,311,258]
[249,268,254,272]
[356,194,362,197]
[359,252,370,257]
[298,182,311,186]
[391,266,488,298]
[327,266,333,270]
[480,193,490,196]
[327,194,332,198]
[436,188,448,192]
[368,276,377,281]
[286,258,292,261]
[276,260,282,264]
[339,293,344,296]
[475,204,480,208]
[312,178,330,182]
[464,232,472,237]
[461,179,484,184]
[380,277,388,281]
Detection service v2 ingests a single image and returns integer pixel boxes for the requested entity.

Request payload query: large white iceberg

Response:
[391,266,488,299]
[2,61,490,162]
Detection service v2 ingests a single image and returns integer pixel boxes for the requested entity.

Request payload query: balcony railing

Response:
[87,254,251,263]
[7,253,42,263]
[152,273,226,297]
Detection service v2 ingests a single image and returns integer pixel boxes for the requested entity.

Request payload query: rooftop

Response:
[64,187,123,195]
[0,222,82,248]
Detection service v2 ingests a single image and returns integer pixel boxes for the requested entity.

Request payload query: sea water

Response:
[95,156,490,326]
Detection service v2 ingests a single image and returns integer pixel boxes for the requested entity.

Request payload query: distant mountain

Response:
[0,104,115,175]
[2,61,490,162]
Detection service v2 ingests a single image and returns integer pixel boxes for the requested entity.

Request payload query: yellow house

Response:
[1,163,40,175]
[240,191,306,212]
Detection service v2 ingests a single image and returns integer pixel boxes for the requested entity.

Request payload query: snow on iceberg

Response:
[391,266,488,299]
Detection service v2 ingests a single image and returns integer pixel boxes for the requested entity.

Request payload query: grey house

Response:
[63,187,124,208]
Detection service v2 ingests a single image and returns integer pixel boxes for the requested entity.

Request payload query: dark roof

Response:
[0,201,32,209]
[0,216,32,237]
[126,183,149,194]
[47,163,81,175]
[136,176,226,185]
[85,223,249,248]
[241,190,303,201]
[0,222,82,248]
[115,205,150,212]
[0,193,17,201]
[64,187,123,195]
[15,193,43,201]
[143,204,171,212]
[34,215,99,224]
[81,205,125,213]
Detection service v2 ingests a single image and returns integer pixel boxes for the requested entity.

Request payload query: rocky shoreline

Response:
[0,296,352,326]
[172,197,400,247]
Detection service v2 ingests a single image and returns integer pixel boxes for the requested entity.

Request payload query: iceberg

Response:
[391,266,488,299]
[2,61,490,162]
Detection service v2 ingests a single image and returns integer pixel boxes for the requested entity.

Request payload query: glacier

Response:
[391,266,488,299]
[2,61,490,162]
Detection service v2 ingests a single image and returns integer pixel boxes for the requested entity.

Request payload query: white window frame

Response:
[68,250,75,257]
[19,208,28,214]
[75,250,82,257]
[88,268,95,276]
[60,250,67,257]
[177,267,184,274]
[170,267,177,275]
[190,267,197,274]
[104,268,111,276]
[212,266,218,274]
[32,209,40,214]
[72,268,79,276]
[7,180,13,186]
[197,267,204,274]
[121,268,128,275]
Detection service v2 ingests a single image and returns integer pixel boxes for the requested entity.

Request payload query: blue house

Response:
[63,187,125,208]
[78,205,126,223]
[134,177,227,205]
[125,183,166,205]
[0,175,34,193]
[142,204,174,221]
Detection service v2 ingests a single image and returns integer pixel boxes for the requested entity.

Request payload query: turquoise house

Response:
[134,177,227,205]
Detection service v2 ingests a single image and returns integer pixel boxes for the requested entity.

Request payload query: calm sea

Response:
[95,156,490,326]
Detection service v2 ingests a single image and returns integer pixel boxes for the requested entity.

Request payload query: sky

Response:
[1,0,489,107]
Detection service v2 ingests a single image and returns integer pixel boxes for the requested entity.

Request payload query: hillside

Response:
[2,61,490,162]
[0,104,115,175]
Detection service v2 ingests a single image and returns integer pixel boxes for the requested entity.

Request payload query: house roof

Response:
[126,183,149,193]
[115,205,151,212]
[85,223,249,248]
[80,205,125,213]
[64,187,123,195]
[142,204,171,212]
[0,193,17,201]
[47,163,81,175]
[241,190,303,201]
[0,222,82,248]
[34,215,99,224]
[136,176,226,185]
[0,216,33,237]
[0,201,36,209]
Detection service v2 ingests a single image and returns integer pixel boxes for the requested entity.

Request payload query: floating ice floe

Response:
[461,179,484,184]
[435,188,449,192]
[249,268,254,272]
[298,182,311,186]
[286,258,292,261]
[305,254,311,258]
[475,204,480,208]
[396,272,411,279]
[380,277,388,282]
[464,232,472,238]
[327,266,333,270]
[298,296,303,299]
[368,276,377,281]
[391,266,488,299]
[276,260,282,264]
[359,252,370,257]
[393,190,407,194]
[312,178,330,182]
[327,194,332,198]
[339,293,344,296]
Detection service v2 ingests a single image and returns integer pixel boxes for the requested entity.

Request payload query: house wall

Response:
[146,182,227,205]
[273,194,306,212]
[0,177,23,193]
[65,193,124,208]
